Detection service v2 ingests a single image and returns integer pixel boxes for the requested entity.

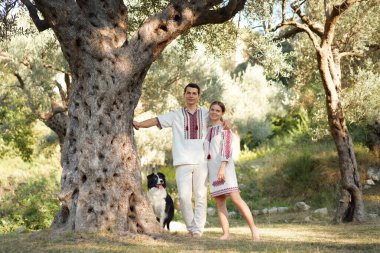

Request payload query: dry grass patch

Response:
[1,221,380,253]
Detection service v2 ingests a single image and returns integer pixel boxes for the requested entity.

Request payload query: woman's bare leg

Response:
[215,195,229,240]
[230,192,260,241]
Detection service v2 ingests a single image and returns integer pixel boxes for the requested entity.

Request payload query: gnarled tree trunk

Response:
[22,0,247,233]
[51,29,159,233]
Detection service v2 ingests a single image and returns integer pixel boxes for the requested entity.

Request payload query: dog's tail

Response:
[164,194,175,230]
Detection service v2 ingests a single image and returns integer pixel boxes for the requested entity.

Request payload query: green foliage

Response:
[281,155,328,202]
[0,96,35,160]
[310,63,380,142]
[241,30,295,81]
[236,134,380,210]
[0,0,28,42]
[126,0,169,35]
[0,172,60,232]
[0,10,65,160]
[0,121,61,233]
[223,64,296,149]
[271,109,309,137]
[343,65,380,125]
[237,123,324,206]
[141,44,225,115]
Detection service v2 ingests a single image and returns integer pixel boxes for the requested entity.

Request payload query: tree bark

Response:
[51,47,159,232]
[369,115,380,158]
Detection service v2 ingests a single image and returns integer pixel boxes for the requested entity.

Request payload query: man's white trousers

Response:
[175,162,208,234]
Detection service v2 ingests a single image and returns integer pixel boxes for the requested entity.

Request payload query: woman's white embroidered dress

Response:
[204,124,239,197]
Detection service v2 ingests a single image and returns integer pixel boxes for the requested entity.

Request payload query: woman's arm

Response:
[218,161,228,181]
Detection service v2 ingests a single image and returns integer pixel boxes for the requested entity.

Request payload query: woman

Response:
[204,101,260,241]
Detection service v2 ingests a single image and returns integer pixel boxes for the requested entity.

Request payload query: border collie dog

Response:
[147,172,174,230]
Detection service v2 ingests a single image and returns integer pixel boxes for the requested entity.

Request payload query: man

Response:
[133,83,209,237]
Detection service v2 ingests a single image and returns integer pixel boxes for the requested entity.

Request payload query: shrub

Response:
[235,139,345,210]
[0,172,60,232]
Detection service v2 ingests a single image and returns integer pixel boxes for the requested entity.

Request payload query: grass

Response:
[235,139,380,210]
[1,218,380,252]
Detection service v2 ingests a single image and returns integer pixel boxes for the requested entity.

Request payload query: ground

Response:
[1,214,379,253]
[1,157,379,252]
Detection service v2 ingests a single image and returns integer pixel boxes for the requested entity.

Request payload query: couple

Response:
[133,83,259,241]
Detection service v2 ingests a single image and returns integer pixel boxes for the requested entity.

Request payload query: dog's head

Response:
[147,172,166,190]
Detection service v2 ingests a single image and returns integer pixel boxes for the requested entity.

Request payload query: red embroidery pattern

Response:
[205,125,221,160]
[211,187,239,197]
[182,108,203,139]
[212,179,225,186]
[222,130,232,160]
[205,125,220,142]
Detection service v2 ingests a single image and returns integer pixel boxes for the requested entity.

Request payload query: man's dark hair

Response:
[184,83,201,95]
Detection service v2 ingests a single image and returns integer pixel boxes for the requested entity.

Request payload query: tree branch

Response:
[339,44,380,59]
[64,73,72,100]
[324,0,358,45]
[55,80,67,107]
[42,63,70,75]
[339,51,364,58]
[290,1,324,38]
[0,51,11,61]
[194,0,247,26]
[40,107,68,146]
[14,71,26,89]
[274,27,304,41]
[201,0,224,9]
[272,21,321,51]
[281,0,287,23]
[20,0,50,32]
[130,0,246,65]
[0,93,9,106]
[324,0,331,19]
[331,0,358,17]
[14,71,38,114]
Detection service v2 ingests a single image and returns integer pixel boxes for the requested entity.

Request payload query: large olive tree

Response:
[19,0,247,234]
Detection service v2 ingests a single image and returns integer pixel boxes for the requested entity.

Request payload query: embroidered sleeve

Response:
[221,130,233,161]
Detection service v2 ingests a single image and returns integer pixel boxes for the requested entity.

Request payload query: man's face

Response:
[184,87,200,106]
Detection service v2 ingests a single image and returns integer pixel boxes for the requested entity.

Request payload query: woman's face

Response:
[209,104,224,122]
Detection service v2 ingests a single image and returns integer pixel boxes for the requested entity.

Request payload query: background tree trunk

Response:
[369,114,380,158]
[317,49,365,222]
[270,0,366,223]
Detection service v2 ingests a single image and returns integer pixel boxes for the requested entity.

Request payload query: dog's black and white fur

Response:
[147,172,174,230]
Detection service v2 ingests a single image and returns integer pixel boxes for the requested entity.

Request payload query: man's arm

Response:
[222,119,232,130]
[133,118,159,130]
